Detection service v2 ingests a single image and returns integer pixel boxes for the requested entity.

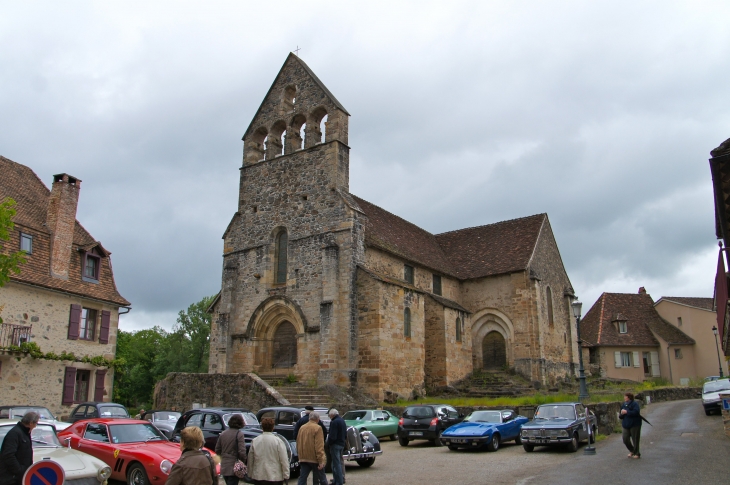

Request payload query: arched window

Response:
[319,114,328,143]
[290,114,306,152]
[546,286,554,326]
[275,230,288,284]
[404,307,411,338]
[283,85,296,106]
[456,317,461,342]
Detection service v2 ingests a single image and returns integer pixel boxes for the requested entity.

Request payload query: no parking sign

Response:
[22,460,65,485]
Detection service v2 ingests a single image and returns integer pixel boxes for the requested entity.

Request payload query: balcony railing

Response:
[0,323,32,348]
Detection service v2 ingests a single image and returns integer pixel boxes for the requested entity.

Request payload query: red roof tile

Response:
[657,297,714,311]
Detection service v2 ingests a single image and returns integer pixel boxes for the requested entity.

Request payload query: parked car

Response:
[343,427,382,468]
[141,409,181,438]
[701,378,730,415]
[343,409,399,440]
[0,419,112,483]
[256,406,331,440]
[440,409,529,451]
[57,418,219,484]
[520,402,597,452]
[68,402,130,423]
[0,405,72,430]
[397,404,464,446]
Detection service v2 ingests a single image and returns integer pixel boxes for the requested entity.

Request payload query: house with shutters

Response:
[578,288,709,384]
[0,156,130,417]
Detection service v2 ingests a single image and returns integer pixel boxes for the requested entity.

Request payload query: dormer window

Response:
[618,321,627,334]
[20,233,32,254]
[83,253,100,282]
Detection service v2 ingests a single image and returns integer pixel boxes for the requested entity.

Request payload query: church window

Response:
[280,130,286,156]
[456,317,461,342]
[311,107,328,145]
[283,85,296,107]
[299,123,306,149]
[404,307,411,337]
[262,135,268,160]
[319,114,328,143]
[433,274,442,295]
[290,114,306,152]
[275,230,288,284]
[404,264,414,285]
[546,286,554,326]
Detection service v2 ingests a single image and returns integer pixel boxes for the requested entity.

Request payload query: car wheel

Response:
[705,409,712,416]
[523,444,534,452]
[390,434,397,441]
[567,433,579,452]
[127,463,150,485]
[433,430,444,447]
[356,457,375,468]
[589,427,597,444]
[515,434,522,445]
[486,433,500,452]
[398,437,409,447]
[447,444,459,451]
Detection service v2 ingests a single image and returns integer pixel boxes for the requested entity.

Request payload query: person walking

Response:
[215,414,248,485]
[326,409,346,485]
[619,392,642,459]
[294,406,328,441]
[248,417,291,485]
[296,412,327,485]
[0,411,39,485]
[166,427,217,485]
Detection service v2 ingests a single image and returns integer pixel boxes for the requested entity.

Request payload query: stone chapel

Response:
[208,54,579,400]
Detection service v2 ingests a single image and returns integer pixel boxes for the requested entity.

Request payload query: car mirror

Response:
[64,437,71,449]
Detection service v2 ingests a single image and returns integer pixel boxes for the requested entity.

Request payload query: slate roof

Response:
[0,156,130,306]
[350,194,546,281]
[580,292,694,347]
[656,296,714,312]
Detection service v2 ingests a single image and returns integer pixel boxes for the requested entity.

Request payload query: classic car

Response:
[440,409,529,451]
[397,404,464,446]
[343,409,398,440]
[141,409,181,438]
[0,419,112,484]
[520,402,597,452]
[256,406,331,440]
[58,418,219,485]
[342,426,382,468]
[0,405,72,430]
[68,401,130,423]
[701,378,730,415]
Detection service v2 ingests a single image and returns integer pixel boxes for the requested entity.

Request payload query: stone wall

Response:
[153,372,288,413]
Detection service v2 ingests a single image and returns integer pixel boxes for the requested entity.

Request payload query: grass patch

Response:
[390,391,636,408]
[594,434,608,442]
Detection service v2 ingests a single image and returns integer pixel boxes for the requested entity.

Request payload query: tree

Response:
[0,198,27,323]
[173,295,215,373]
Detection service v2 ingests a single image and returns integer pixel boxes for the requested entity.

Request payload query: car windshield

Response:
[404,407,436,418]
[153,411,181,421]
[7,407,56,420]
[703,379,730,393]
[464,411,501,423]
[0,425,61,448]
[99,406,129,418]
[109,423,166,443]
[535,405,576,420]
[223,412,259,427]
[343,411,368,421]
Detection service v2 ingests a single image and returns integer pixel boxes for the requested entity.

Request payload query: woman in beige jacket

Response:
[248,417,291,485]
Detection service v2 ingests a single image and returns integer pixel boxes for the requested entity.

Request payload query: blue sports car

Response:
[440,410,528,451]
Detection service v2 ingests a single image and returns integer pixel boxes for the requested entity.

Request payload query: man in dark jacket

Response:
[0,411,39,485]
[326,409,347,485]
[619,392,642,458]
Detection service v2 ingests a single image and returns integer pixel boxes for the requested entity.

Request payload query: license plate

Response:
[410,431,423,436]
[536,438,549,444]
[451,439,467,443]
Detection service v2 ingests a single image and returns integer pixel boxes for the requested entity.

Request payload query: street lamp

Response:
[712,326,724,378]
[572,299,589,402]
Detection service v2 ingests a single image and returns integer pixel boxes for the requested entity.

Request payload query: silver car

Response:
[141,410,181,438]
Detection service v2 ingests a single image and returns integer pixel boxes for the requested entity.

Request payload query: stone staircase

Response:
[455,370,535,398]
[257,375,334,407]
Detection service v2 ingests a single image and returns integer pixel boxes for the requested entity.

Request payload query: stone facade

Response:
[209,54,577,401]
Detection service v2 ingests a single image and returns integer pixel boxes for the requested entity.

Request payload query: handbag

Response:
[233,430,247,479]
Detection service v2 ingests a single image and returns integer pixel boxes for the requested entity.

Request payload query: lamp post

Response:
[572,299,589,402]
[712,326,724,378]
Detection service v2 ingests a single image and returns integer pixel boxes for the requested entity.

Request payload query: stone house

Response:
[578,288,723,384]
[208,54,578,400]
[0,156,130,416]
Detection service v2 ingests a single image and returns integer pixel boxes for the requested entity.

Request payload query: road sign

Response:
[22,460,65,485]
[723,397,730,411]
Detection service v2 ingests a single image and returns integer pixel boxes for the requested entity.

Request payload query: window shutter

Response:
[632,352,640,367]
[650,351,660,377]
[99,311,111,344]
[614,351,622,368]
[68,304,81,340]
[62,367,77,405]
[94,370,107,402]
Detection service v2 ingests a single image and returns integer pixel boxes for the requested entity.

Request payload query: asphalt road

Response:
[338,399,729,485]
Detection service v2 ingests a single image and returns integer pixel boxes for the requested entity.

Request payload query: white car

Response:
[0,419,111,484]
[701,378,730,415]
[0,406,72,431]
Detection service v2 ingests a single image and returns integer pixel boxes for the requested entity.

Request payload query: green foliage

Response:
[286,373,297,384]
[0,341,120,368]
[0,198,28,297]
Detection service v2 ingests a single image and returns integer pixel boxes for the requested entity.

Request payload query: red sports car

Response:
[58,418,219,485]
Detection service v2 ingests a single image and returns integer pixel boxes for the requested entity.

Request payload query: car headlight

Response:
[521,430,528,437]
[97,466,112,481]
[558,430,569,437]
[160,459,173,475]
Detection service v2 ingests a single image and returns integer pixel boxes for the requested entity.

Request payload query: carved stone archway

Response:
[471,309,514,371]
[246,296,306,372]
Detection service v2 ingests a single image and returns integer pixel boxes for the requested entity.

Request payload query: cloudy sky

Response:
[2,1,729,331]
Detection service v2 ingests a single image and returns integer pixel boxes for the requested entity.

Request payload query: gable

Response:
[580,293,662,347]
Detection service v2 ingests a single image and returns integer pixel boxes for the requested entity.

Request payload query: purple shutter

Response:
[62,367,77,405]
[68,304,81,340]
[94,369,107,402]
[99,311,111,344]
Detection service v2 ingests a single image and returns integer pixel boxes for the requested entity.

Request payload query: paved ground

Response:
[336,399,729,485]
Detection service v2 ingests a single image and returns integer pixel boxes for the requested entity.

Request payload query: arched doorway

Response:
[482,331,506,369]
[272,321,297,368]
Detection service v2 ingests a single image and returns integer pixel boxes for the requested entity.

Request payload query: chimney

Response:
[638,287,647,295]
[46,173,81,280]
